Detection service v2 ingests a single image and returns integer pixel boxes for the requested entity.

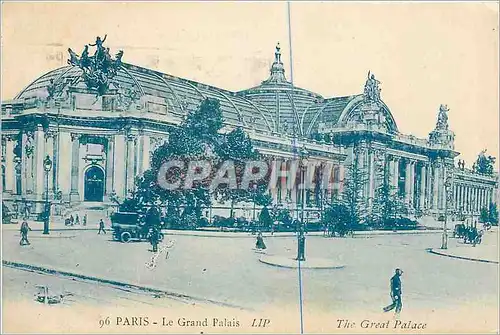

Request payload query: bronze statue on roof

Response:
[67,35,123,96]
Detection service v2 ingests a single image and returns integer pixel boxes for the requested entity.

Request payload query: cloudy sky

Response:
[2,2,498,167]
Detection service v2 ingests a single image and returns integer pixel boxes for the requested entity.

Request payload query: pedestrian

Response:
[69,215,74,226]
[255,231,267,250]
[98,219,106,234]
[19,219,32,246]
[83,214,87,226]
[149,226,159,252]
[383,268,403,315]
[65,217,70,226]
[75,214,80,225]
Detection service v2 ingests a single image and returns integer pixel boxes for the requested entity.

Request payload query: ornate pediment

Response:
[67,35,123,96]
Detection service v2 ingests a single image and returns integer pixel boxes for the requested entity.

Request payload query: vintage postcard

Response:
[1,1,499,334]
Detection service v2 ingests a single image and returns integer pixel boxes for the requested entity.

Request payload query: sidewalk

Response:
[429,228,499,264]
[3,219,100,231]
[3,219,447,237]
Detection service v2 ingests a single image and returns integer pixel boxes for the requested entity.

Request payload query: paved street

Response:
[2,229,498,333]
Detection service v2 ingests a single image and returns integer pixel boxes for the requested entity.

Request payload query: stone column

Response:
[105,136,115,197]
[409,161,416,208]
[425,163,433,209]
[355,145,366,199]
[368,149,375,209]
[478,188,482,211]
[4,137,15,193]
[392,157,400,194]
[471,187,475,213]
[432,162,439,210]
[460,185,465,211]
[466,187,470,213]
[405,159,412,205]
[476,187,480,212]
[58,132,72,200]
[483,188,487,208]
[419,164,426,209]
[33,127,45,200]
[125,133,137,195]
[137,133,150,175]
[388,158,395,189]
[438,163,446,210]
[113,134,126,198]
[52,132,59,194]
[69,133,80,202]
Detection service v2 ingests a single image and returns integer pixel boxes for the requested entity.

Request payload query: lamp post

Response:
[252,183,257,226]
[296,145,309,261]
[43,155,52,235]
[441,172,452,249]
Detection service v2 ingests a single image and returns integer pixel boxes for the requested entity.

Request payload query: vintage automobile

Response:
[111,211,164,243]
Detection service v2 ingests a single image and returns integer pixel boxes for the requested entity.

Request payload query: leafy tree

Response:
[131,98,268,229]
[371,162,407,229]
[480,206,489,223]
[258,206,273,229]
[339,155,369,229]
[322,200,351,237]
[489,202,499,225]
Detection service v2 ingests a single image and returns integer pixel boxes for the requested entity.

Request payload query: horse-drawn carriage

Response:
[453,224,466,238]
[453,223,484,246]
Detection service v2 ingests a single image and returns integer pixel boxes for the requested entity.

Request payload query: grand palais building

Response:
[1,39,498,223]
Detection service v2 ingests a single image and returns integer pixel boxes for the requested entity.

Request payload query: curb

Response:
[258,255,345,270]
[2,260,251,311]
[3,227,444,236]
[427,248,499,264]
[2,227,101,232]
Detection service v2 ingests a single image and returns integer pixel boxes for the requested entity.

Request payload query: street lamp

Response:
[43,155,52,235]
[296,145,309,261]
[441,172,452,249]
[252,182,257,226]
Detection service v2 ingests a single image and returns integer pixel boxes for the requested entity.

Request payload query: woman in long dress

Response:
[255,231,267,250]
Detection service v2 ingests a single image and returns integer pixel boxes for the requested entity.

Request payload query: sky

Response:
[2,2,498,168]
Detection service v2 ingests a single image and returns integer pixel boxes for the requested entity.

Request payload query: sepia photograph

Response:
[1,1,499,334]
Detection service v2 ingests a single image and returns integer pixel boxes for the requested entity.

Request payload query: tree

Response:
[259,206,273,229]
[371,161,407,229]
[212,127,262,219]
[339,154,369,230]
[132,98,268,229]
[322,200,350,237]
[479,206,489,223]
[489,202,498,226]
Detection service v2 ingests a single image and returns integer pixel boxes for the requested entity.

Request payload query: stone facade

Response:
[1,43,497,221]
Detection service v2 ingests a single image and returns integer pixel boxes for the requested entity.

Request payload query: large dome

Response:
[236,43,324,136]
[14,62,276,133]
[12,44,398,137]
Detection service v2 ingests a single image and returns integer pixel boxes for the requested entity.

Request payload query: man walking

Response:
[19,219,32,246]
[98,219,106,234]
[149,226,160,252]
[383,268,403,315]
